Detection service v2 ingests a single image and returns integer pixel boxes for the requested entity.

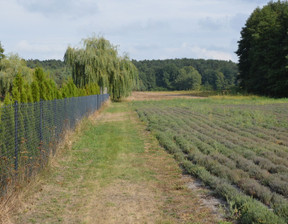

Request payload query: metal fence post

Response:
[53,99,56,130]
[64,97,68,129]
[40,100,43,142]
[97,94,99,110]
[53,99,57,154]
[64,98,67,119]
[14,101,18,172]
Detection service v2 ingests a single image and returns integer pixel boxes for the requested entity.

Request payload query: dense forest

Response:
[132,59,238,91]
[236,1,288,98]
[24,58,239,92]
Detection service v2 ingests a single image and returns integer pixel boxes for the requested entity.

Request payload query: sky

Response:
[0,0,271,62]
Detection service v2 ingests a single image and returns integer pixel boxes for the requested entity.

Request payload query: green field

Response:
[133,96,288,224]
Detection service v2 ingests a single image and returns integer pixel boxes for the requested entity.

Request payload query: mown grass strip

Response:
[10,101,227,224]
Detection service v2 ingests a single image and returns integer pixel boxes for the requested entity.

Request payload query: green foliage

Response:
[26,67,60,101]
[0,54,33,97]
[0,41,4,61]
[64,36,138,101]
[83,82,100,96]
[174,66,202,90]
[31,80,40,102]
[236,1,288,97]
[132,58,238,91]
[0,56,72,101]
[25,59,71,86]
[60,77,79,98]
[240,201,285,224]
[11,74,29,103]
[154,64,179,90]
[3,92,13,105]
[214,72,226,90]
[4,66,103,104]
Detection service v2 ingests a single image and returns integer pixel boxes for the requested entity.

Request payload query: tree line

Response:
[25,59,70,87]
[25,57,239,93]
[132,58,238,91]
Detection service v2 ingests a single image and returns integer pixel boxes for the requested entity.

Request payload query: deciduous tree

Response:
[236,1,288,97]
[174,66,201,90]
[0,42,4,61]
[64,36,138,101]
[0,54,33,96]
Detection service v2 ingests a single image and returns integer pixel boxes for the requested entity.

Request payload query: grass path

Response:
[11,101,225,224]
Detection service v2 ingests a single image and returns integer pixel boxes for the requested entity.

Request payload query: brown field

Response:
[128,91,206,101]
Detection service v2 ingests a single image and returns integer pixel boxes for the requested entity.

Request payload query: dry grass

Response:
[88,100,111,123]
[0,112,92,224]
[128,91,206,101]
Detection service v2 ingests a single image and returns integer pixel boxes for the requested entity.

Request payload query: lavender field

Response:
[134,97,288,224]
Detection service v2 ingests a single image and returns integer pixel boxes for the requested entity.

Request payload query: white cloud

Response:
[163,43,235,61]
[189,46,235,61]
[16,0,99,18]
[0,0,272,61]
[15,40,66,59]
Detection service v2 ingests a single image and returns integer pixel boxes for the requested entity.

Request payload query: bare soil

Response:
[128,91,205,101]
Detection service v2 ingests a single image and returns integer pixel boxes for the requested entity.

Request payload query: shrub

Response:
[182,161,285,223]
[265,176,288,197]
[238,178,272,205]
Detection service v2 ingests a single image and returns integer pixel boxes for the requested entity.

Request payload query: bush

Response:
[182,160,286,223]
[240,201,285,224]
[238,178,272,205]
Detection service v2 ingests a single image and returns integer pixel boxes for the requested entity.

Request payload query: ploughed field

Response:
[134,97,288,223]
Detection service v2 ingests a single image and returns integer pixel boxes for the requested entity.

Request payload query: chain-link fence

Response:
[0,94,109,196]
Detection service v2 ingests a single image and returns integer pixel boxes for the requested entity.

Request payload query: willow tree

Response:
[64,36,138,101]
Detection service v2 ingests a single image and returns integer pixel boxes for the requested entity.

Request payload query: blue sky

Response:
[0,0,271,62]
